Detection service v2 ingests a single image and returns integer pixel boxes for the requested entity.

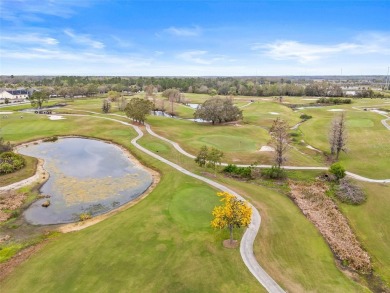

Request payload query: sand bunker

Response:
[302,98,318,101]
[0,112,13,114]
[306,145,322,152]
[327,109,345,112]
[48,115,66,120]
[268,112,279,115]
[259,146,275,152]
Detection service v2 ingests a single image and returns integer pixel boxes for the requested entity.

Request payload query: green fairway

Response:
[299,106,390,178]
[242,100,301,127]
[147,115,321,166]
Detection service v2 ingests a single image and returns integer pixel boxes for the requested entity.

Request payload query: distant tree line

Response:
[0,76,350,98]
[3,76,389,100]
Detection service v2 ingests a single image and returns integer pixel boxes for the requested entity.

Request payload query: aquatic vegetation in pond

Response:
[18,138,153,225]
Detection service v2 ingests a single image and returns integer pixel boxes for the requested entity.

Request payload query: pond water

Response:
[18,138,153,225]
[187,103,200,109]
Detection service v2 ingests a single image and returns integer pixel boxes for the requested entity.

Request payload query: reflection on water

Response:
[18,138,153,225]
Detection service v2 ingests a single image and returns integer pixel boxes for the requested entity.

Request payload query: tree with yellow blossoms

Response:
[211,192,252,245]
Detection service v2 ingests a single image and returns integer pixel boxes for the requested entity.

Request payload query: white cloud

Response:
[164,26,201,37]
[177,50,212,64]
[253,33,390,63]
[64,29,104,49]
[0,34,59,46]
[177,50,230,65]
[0,47,151,66]
[0,0,95,23]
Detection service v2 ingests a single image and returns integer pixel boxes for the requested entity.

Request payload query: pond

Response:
[18,138,153,225]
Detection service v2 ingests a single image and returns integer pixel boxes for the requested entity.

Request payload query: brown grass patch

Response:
[288,180,371,273]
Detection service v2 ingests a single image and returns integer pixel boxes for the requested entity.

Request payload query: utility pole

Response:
[386,67,390,91]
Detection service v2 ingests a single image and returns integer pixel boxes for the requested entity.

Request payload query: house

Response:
[0,90,29,102]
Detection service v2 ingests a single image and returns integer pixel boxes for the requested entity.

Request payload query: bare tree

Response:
[329,113,347,160]
[144,84,155,99]
[269,118,290,168]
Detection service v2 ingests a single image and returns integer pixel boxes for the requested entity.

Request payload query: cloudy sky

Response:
[1,0,389,76]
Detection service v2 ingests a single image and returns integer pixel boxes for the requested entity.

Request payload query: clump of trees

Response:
[124,98,153,124]
[194,97,242,124]
[305,82,343,97]
[329,113,347,160]
[211,192,252,246]
[195,145,224,174]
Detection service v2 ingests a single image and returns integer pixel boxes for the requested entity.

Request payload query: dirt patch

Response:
[0,241,47,282]
[223,239,239,249]
[288,180,371,273]
[0,191,27,222]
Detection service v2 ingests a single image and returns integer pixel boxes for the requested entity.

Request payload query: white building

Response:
[0,90,29,102]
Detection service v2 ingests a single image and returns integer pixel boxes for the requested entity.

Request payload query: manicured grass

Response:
[137,133,368,292]
[2,161,264,292]
[216,177,368,292]
[147,116,321,166]
[299,106,390,178]
[242,100,301,127]
[1,97,385,292]
[339,182,390,286]
[0,155,37,187]
[1,115,264,292]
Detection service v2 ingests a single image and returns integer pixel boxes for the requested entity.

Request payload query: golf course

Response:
[1,93,389,292]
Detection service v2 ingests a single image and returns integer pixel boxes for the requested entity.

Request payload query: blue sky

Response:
[1,0,389,76]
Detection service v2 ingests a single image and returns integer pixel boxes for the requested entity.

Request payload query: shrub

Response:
[0,137,13,153]
[43,136,58,142]
[300,114,312,120]
[335,179,366,205]
[223,164,252,179]
[329,162,346,180]
[261,166,286,179]
[317,97,352,104]
[79,213,92,221]
[0,152,26,174]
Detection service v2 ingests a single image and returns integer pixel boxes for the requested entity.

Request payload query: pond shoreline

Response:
[3,135,160,230]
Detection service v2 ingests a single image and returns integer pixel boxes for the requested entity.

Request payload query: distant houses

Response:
[0,89,30,103]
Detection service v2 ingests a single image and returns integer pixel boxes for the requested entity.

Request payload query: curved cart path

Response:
[2,113,285,293]
[143,123,390,183]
